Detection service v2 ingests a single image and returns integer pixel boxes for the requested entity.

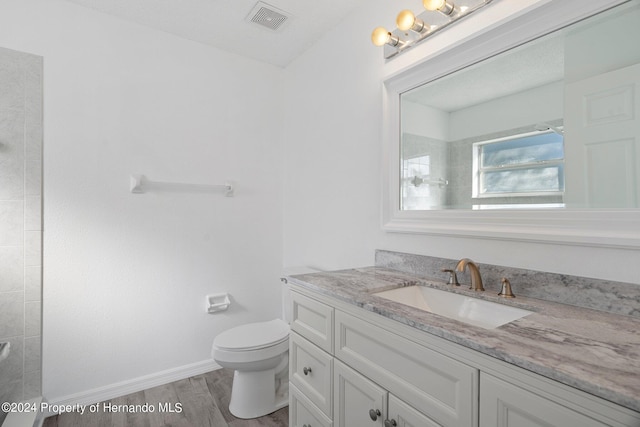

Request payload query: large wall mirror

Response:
[382,0,640,248]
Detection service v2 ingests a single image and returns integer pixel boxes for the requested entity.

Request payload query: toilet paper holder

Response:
[206,293,231,313]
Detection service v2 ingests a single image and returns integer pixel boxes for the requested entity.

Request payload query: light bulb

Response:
[371,27,391,47]
[396,10,416,31]
[397,9,426,33]
[371,27,401,47]
[423,0,455,15]
[423,0,445,10]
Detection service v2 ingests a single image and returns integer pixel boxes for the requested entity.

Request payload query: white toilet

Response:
[211,282,293,419]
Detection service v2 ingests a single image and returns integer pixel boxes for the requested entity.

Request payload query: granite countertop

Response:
[287,267,640,413]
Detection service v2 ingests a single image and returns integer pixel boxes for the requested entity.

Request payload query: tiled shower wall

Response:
[0,46,43,422]
[401,133,448,209]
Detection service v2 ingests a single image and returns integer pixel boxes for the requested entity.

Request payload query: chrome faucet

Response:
[456,258,485,291]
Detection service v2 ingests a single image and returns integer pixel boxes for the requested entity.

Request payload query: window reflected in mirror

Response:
[473,129,565,208]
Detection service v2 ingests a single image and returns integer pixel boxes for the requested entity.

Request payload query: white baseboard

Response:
[45,359,221,411]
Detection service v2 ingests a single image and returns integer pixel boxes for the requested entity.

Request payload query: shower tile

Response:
[24,54,43,121]
[25,266,42,301]
[0,380,23,423]
[24,54,42,198]
[24,196,42,231]
[0,49,25,111]
[24,120,42,197]
[24,336,41,373]
[0,201,24,245]
[24,231,41,267]
[0,291,24,338]
[24,369,42,399]
[0,337,24,383]
[0,108,25,200]
[24,164,42,198]
[25,301,41,337]
[0,246,23,293]
[1,47,43,412]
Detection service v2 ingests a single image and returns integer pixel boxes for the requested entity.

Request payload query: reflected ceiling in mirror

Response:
[399,2,640,210]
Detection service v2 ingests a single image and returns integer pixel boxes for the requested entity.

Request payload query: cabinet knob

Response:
[303,366,312,375]
[369,409,381,421]
[303,424,311,427]
[384,420,397,427]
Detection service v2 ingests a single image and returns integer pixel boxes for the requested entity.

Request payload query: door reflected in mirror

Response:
[400,2,640,210]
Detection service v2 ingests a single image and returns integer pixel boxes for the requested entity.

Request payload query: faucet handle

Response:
[441,269,460,286]
[498,278,515,298]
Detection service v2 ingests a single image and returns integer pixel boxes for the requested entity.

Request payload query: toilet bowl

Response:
[212,318,290,419]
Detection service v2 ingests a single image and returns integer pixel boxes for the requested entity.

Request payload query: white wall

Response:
[402,101,449,140]
[283,0,640,284]
[449,81,563,141]
[0,0,284,402]
[565,4,640,84]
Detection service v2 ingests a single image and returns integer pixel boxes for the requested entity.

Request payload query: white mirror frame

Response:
[382,0,640,249]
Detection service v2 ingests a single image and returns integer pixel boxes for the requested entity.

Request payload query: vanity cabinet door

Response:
[290,384,333,427]
[334,359,387,427]
[480,373,606,427]
[388,395,443,427]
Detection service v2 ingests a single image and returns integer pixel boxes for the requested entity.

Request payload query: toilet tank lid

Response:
[214,319,289,351]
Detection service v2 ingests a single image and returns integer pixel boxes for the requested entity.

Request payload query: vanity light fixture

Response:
[372,0,493,59]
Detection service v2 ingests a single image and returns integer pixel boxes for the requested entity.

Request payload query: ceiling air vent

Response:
[246,1,291,32]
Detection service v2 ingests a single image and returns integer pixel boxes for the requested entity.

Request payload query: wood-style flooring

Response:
[42,369,288,427]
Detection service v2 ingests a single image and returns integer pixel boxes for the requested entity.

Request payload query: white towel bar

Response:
[130,174,234,197]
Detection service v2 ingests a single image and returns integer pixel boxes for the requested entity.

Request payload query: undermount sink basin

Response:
[373,286,533,329]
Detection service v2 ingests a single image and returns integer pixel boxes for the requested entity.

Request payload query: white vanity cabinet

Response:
[289,289,475,427]
[289,286,640,427]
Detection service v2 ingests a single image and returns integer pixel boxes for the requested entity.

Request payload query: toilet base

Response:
[228,368,288,419]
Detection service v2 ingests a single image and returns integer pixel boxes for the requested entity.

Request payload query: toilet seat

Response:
[213,319,289,352]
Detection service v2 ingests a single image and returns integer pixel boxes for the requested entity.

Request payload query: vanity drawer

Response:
[291,291,334,354]
[335,310,478,427]
[290,383,333,427]
[291,331,333,416]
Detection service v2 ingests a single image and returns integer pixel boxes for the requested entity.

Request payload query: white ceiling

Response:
[404,34,565,111]
[63,0,369,67]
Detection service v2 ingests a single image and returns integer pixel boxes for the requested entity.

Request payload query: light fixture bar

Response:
[376,0,493,59]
